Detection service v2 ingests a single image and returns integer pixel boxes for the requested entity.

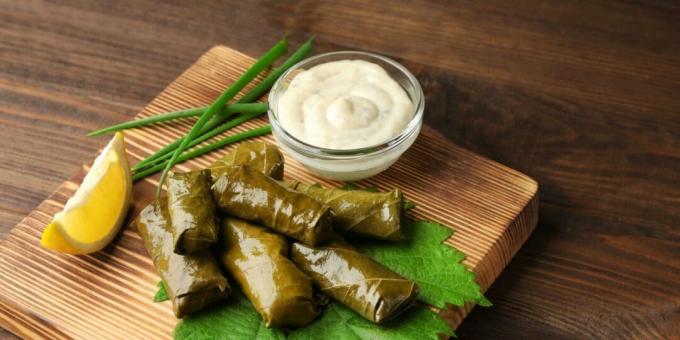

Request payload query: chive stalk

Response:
[133,37,313,173]
[88,103,268,136]
[132,125,272,181]
[133,110,265,170]
[155,38,288,197]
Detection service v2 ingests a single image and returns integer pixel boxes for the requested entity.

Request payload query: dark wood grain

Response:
[0,0,678,338]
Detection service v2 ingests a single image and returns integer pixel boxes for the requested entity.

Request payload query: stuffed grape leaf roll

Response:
[211,165,334,246]
[290,235,419,324]
[284,181,403,241]
[167,170,219,254]
[218,217,322,327]
[209,141,284,181]
[134,200,230,318]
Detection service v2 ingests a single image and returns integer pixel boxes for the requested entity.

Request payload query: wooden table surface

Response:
[1,1,678,338]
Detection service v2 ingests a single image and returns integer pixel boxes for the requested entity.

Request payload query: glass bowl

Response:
[267,51,424,181]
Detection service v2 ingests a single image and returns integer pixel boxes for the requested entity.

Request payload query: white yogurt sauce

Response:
[277,60,414,149]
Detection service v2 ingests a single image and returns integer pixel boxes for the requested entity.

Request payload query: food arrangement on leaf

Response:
[34,36,493,339]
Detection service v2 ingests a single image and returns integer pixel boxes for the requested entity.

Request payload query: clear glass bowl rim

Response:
[267,50,424,160]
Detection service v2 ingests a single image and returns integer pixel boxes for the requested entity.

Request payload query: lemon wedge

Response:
[41,132,132,254]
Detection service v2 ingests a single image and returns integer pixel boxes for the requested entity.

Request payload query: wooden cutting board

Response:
[0,46,538,339]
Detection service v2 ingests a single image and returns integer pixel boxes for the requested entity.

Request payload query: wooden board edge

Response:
[478,184,539,290]
[0,297,70,340]
[0,176,85,339]
[440,184,539,330]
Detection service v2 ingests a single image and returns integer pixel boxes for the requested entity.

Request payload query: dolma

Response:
[134,200,230,318]
[167,170,219,254]
[290,236,419,324]
[284,181,404,241]
[211,165,334,246]
[218,217,322,327]
[210,141,284,181]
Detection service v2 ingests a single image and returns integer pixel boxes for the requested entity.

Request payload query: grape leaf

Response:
[174,288,285,340]
[164,220,487,338]
[288,302,452,340]
[356,220,491,308]
[154,280,169,302]
[402,199,416,210]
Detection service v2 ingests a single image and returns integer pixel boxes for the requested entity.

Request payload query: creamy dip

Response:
[276,60,414,149]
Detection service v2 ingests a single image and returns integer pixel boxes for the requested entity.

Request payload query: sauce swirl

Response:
[277,60,414,149]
